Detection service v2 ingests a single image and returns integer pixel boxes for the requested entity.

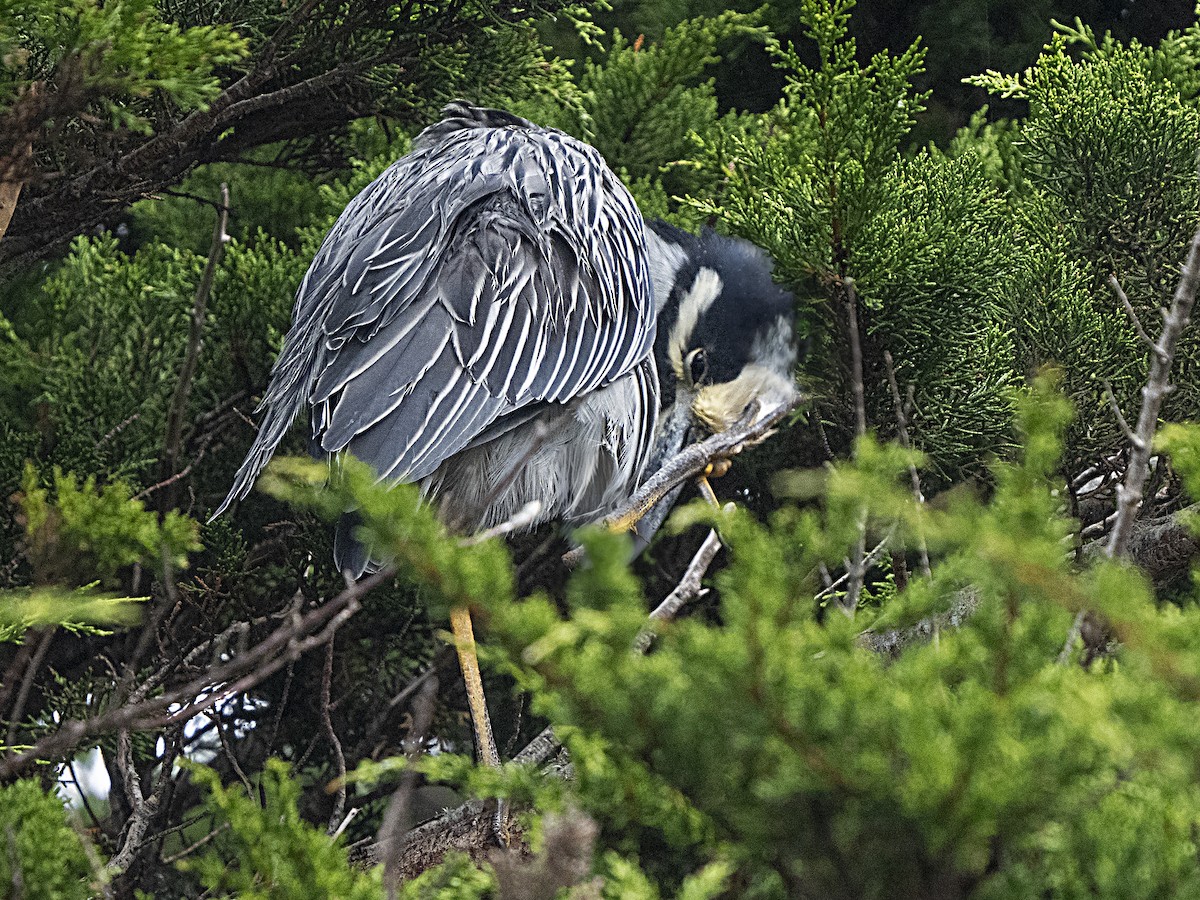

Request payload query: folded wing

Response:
[215,104,655,516]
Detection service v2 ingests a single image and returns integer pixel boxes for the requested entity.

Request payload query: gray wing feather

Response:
[214,103,653,516]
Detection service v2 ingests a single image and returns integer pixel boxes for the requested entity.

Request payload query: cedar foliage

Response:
[3,2,1200,898]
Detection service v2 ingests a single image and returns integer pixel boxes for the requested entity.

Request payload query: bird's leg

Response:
[448,605,511,846]
[448,606,500,768]
[696,458,732,510]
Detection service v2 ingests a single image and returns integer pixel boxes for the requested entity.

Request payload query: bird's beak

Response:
[632,390,700,552]
[631,378,800,553]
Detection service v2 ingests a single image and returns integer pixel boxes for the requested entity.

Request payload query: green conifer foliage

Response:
[474,379,1200,898]
[693,0,1024,482]
[0,780,93,900]
[969,23,1200,465]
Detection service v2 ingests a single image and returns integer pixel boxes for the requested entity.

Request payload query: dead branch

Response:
[1108,273,1156,350]
[368,521,733,872]
[841,277,869,614]
[322,640,348,835]
[0,568,392,781]
[379,674,440,900]
[105,729,159,877]
[160,184,230,512]
[1107,227,1200,558]
[883,350,931,579]
[633,526,723,654]
[4,626,55,748]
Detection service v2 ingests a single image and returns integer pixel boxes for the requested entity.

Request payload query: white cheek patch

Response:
[668,267,722,379]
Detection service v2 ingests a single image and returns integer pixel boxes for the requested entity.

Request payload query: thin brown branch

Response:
[1107,227,1200,558]
[0,568,392,780]
[160,184,230,511]
[1107,273,1156,350]
[883,350,931,579]
[844,277,868,439]
[4,626,55,748]
[322,639,347,836]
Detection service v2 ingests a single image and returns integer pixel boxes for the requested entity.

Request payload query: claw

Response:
[706,458,732,478]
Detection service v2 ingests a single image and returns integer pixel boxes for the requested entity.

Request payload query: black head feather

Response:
[647,220,797,410]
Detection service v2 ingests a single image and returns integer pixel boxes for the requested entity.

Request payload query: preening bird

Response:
[216,102,799,769]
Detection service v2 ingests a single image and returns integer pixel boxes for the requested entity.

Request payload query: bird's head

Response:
[644,221,801,477]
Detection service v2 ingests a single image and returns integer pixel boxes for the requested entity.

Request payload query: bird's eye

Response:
[686,348,708,385]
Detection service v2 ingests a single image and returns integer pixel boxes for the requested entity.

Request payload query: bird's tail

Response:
[209,393,305,521]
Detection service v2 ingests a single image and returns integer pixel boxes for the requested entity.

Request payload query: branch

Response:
[104,729,160,877]
[1107,227,1200,558]
[358,520,732,873]
[1107,273,1156,351]
[840,277,869,614]
[160,184,230,511]
[0,568,392,780]
[632,526,723,654]
[883,350,931,579]
[322,640,347,836]
[597,396,802,534]
[1102,379,1141,449]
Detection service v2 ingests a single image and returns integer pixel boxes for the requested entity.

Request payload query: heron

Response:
[215,102,799,771]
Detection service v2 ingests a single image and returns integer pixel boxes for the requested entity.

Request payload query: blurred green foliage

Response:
[0,779,93,900]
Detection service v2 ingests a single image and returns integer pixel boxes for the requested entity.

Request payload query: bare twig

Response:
[105,729,159,877]
[133,429,216,501]
[883,350,931,579]
[460,501,544,547]
[1102,379,1140,448]
[160,823,230,866]
[379,674,440,900]
[214,704,254,796]
[159,183,230,511]
[528,521,731,771]
[331,808,360,842]
[843,277,868,438]
[1057,610,1087,665]
[841,277,869,614]
[0,568,392,780]
[1107,227,1200,558]
[1108,273,1156,350]
[815,530,895,602]
[4,626,55,748]
[322,639,347,835]
[633,527,724,654]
